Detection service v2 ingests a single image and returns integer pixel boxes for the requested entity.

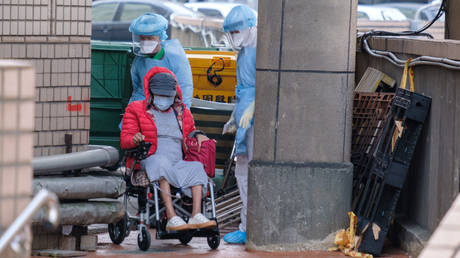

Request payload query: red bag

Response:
[185,138,216,178]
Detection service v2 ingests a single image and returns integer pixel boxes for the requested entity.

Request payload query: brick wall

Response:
[0,60,35,257]
[0,0,92,156]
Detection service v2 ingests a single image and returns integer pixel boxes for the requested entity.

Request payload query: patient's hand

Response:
[196,134,209,153]
[132,132,145,146]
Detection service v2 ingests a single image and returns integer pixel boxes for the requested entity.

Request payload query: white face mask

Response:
[153,95,174,111]
[232,28,251,47]
[140,40,158,54]
[231,31,246,48]
[230,28,257,49]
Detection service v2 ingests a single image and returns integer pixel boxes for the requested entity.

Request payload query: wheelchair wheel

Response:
[108,214,128,245]
[207,235,220,249]
[137,227,151,251]
[179,231,193,245]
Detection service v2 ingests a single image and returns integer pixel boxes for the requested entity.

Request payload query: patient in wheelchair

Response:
[121,67,216,231]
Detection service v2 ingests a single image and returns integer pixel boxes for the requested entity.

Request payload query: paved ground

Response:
[419,195,460,258]
[78,229,409,258]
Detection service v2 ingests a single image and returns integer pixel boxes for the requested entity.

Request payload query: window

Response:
[398,7,417,20]
[92,3,119,22]
[358,11,370,20]
[119,3,155,22]
[162,2,199,17]
[420,12,429,21]
[382,10,406,21]
[197,8,223,18]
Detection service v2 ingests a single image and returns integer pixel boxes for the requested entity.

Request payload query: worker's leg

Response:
[235,155,249,232]
[224,127,253,244]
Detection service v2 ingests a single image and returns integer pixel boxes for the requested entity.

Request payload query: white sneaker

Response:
[166,216,189,231]
[187,213,216,229]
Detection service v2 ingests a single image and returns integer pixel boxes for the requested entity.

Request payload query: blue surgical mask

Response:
[153,95,174,111]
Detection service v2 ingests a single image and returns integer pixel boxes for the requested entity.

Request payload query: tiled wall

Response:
[0,61,35,257]
[0,0,92,156]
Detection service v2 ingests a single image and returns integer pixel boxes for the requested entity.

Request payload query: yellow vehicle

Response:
[186,50,237,103]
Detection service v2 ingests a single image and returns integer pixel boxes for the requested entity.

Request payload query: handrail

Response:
[0,189,59,254]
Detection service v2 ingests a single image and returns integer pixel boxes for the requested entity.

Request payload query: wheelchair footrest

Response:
[156,227,219,240]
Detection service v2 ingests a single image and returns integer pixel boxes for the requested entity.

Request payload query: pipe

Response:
[362,36,460,70]
[32,145,119,175]
[214,188,240,203]
[0,190,59,255]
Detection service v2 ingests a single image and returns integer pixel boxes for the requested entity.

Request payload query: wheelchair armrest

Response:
[125,141,152,161]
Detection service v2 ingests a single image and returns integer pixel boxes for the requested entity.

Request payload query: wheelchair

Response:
[107,141,220,251]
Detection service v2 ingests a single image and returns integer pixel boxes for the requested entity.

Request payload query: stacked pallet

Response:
[352,88,431,255]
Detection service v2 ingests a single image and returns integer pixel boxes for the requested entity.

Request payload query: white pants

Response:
[235,127,253,232]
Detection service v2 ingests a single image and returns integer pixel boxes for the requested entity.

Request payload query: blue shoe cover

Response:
[223,230,246,244]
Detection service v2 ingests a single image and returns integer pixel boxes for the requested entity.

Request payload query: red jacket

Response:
[120,67,196,168]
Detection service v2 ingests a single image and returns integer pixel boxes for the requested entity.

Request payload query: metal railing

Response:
[0,189,59,255]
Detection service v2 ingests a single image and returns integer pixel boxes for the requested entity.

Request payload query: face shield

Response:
[129,13,169,56]
[225,32,241,52]
[226,27,256,52]
[223,6,257,51]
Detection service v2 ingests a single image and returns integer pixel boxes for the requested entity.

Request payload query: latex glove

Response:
[239,101,255,129]
[222,114,237,135]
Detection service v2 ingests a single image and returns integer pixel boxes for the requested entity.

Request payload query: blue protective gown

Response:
[129,39,193,108]
[234,46,257,156]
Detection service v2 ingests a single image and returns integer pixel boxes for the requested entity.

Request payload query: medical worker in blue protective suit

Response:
[221,5,257,245]
[128,13,193,108]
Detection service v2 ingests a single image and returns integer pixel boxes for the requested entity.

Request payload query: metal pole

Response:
[154,184,160,221]
[0,190,59,254]
[208,180,217,219]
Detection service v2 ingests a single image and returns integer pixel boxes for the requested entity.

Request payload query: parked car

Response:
[374,2,424,20]
[187,0,258,11]
[184,2,256,19]
[414,2,445,21]
[357,5,407,21]
[92,0,201,42]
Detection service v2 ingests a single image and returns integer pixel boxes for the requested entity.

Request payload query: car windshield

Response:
[162,2,200,17]
[119,3,154,22]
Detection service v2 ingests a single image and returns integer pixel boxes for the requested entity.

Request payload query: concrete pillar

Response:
[247,0,357,251]
[445,0,460,40]
[0,60,35,258]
